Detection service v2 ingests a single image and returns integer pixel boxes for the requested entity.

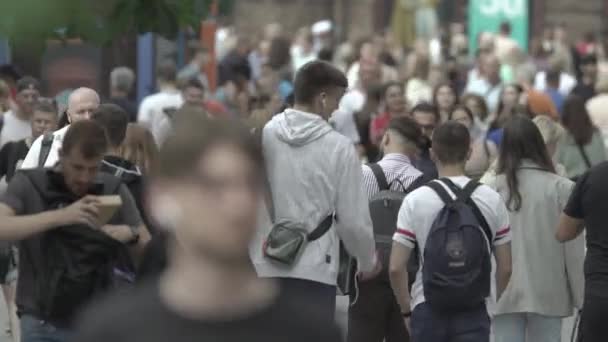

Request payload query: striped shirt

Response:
[361,153,423,197]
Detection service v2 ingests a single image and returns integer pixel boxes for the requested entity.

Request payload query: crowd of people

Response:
[0,16,606,342]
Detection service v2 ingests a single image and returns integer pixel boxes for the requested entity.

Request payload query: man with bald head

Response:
[20,87,100,169]
[464,54,503,113]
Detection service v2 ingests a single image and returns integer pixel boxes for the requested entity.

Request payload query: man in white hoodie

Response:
[251,60,379,321]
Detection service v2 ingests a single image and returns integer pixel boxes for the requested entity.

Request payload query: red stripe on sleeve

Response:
[396,228,416,239]
[496,227,510,236]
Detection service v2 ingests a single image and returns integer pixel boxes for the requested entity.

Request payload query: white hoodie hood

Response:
[274,109,333,147]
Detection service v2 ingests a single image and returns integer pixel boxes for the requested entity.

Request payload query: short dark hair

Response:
[34,98,58,114]
[157,60,177,83]
[179,77,205,92]
[16,76,41,93]
[157,112,263,180]
[62,121,108,159]
[293,60,348,105]
[387,116,424,147]
[411,102,440,123]
[431,121,471,165]
[91,103,128,148]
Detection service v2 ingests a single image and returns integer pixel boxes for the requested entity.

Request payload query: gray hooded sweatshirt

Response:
[250,109,376,285]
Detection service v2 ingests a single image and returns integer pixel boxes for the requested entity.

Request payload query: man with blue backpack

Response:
[389,121,513,342]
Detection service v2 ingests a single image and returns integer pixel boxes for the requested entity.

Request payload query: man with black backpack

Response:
[389,122,512,342]
[347,116,426,342]
[0,121,146,342]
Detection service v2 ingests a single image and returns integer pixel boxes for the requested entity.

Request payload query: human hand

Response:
[100,225,134,243]
[358,251,382,281]
[59,195,101,228]
[403,317,411,333]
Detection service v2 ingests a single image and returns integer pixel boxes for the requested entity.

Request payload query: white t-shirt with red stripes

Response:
[393,176,512,311]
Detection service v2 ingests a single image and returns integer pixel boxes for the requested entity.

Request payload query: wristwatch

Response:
[402,311,412,318]
[127,225,140,245]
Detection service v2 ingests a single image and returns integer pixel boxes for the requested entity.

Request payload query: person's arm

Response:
[494,242,512,300]
[334,144,377,273]
[557,173,587,242]
[19,135,42,169]
[389,242,413,314]
[556,214,584,242]
[493,201,512,300]
[0,173,102,240]
[100,185,151,264]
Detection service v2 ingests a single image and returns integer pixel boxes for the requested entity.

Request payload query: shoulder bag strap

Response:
[260,128,275,224]
[576,143,592,169]
[404,175,427,193]
[307,214,335,241]
[368,163,390,191]
[38,133,54,167]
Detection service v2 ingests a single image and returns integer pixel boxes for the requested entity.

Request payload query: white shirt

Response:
[0,110,31,147]
[20,125,69,169]
[137,89,183,146]
[465,79,502,113]
[534,71,577,96]
[393,176,512,311]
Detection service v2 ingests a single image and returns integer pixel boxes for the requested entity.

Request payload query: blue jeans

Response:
[410,303,490,342]
[21,315,72,342]
[493,313,562,342]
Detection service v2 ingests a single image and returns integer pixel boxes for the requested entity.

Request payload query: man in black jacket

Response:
[0,121,148,341]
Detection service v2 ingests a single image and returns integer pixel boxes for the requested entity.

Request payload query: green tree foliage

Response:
[0,0,234,44]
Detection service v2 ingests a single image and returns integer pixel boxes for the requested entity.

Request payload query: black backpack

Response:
[423,178,493,312]
[21,169,124,324]
[367,163,426,280]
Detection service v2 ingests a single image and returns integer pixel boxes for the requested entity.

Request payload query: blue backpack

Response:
[423,178,493,312]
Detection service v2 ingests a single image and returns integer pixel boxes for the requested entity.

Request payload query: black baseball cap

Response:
[16,76,41,93]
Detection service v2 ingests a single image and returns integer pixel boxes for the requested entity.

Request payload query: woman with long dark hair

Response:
[488,115,584,342]
[557,95,606,179]
[433,83,458,123]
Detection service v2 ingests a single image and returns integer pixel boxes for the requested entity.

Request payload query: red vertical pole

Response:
[201,0,218,92]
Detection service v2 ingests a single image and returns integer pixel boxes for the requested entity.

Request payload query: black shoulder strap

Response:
[576,143,592,169]
[404,175,427,193]
[443,178,493,247]
[307,214,335,241]
[426,180,454,205]
[368,163,389,191]
[38,133,54,167]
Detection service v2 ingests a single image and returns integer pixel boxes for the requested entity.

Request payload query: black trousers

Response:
[580,295,608,342]
[347,278,409,342]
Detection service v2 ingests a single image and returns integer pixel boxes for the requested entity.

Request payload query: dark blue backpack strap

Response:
[442,179,493,247]
[368,163,389,191]
[426,180,454,205]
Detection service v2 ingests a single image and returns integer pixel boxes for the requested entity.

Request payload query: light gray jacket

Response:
[486,161,585,316]
[250,109,376,285]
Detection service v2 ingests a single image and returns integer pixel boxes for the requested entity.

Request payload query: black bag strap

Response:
[368,163,389,191]
[441,178,493,248]
[576,143,592,169]
[307,214,335,241]
[38,132,54,167]
[404,175,427,193]
[426,181,454,205]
